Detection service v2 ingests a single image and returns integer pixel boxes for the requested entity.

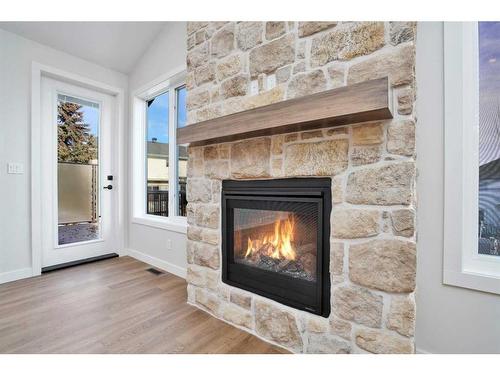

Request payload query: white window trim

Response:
[131,67,187,234]
[443,22,500,294]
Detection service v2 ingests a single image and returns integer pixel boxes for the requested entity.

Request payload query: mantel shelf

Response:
[177,77,393,146]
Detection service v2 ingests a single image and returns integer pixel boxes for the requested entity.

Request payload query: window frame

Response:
[131,69,187,234]
[443,22,500,294]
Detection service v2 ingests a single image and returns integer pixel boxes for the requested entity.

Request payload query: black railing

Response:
[147,189,187,217]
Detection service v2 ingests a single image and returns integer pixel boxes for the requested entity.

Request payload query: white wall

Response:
[416,22,500,354]
[126,22,188,276]
[0,29,128,282]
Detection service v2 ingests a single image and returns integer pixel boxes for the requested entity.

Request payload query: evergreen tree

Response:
[57,102,98,163]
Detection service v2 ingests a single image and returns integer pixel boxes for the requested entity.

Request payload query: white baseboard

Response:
[122,248,187,279]
[0,267,34,284]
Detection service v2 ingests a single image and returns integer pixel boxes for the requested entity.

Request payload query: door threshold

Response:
[42,253,119,273]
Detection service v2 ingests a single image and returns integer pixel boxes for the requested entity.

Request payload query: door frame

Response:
[31,62,126,276]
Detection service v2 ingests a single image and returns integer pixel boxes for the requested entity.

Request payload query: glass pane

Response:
[177,86,188,216]
[57,94,100,245]
[478,22,500,256]
[233,206,318,281]
[146,92,169,217]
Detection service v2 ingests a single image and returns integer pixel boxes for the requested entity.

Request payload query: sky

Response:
[146,87,187,144]
[479,22,500,99]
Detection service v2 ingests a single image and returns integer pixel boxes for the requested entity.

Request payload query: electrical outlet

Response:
[7,162,24,174]
[167,239,172,251]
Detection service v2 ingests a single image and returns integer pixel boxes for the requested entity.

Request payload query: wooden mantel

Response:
[177,77,392,146]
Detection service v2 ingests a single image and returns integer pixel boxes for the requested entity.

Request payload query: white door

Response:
[41,77,117,268]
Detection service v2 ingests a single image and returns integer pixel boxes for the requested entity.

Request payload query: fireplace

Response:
[221,178,331,317]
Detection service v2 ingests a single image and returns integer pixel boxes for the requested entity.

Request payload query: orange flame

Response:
[244,216,297,260]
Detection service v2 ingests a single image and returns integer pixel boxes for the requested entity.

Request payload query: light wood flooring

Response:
[0,256,287,354]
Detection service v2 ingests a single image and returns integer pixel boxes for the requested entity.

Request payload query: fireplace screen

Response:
[222,178,331,317]
[233,206,318,282]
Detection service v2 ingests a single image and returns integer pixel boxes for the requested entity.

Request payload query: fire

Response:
[244,215,297,260]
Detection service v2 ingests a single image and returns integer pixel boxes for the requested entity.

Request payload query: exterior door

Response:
[40,77,117,268]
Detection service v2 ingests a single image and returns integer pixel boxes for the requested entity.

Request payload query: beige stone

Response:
[230,138,271,178]
[284,139,348,176]
[327,64,346,88]
[216,54,242,81]
[347,44,415,87]
[220,74,249,98]
[271,158,283,177]
[326,127,348,137]
[387,296,416,337]
[195,104,222,123]
[352,122,384,145]
[307,317,329,333]
[203,145,219,161]
[205,160,230,180]
[387,120,415,156]
[284,133,298,142]
[187,42,209,69]
[187,22,208,36]
[202,228,220,246]
[223,87,285,116]
[292,61,306,74]
[194,204,220,229]
[301,130,323,140]
[195,288,220,315]
[351,146,382,166]
[349,239,416,293]
[271,135,284,155]
[193,63,215,86]
[389,22,416,46]
[330,242,344,277]
[187,226,202,242]
[195,29,208,45]
[187,35,195,51]
[297,40,306,59]
[355,329,414,354]
[330,319,352,340]
[310,22,385,66]
[211,24,234,58]
[249,34,295,77]
[397,87,414,115]
[276,65,292,83]
[223,304,253,329]
[230,290,252,310]
[287,70,327,99]
[206,269,219,291]
[306,334,350,354]
[331,209,380,239]
[391,209,415,237]
[191,241,220,270]
[332,285,383,328]
[211,180,221,203]
[186,89,210,111]
[298,22,337,37]
[266,22,286,40]
[187,147,204,177]
[331,176,343,204]
[218,144,230,159]
[186,264,206,287]
[346,162,415,205]
[187,178,211,203]
[236,22,263,51]
[255,300,303,351]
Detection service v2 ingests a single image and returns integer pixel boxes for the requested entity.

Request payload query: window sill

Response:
[131,215,187,234]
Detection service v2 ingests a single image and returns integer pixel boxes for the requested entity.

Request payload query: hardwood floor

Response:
[0,256,287,354]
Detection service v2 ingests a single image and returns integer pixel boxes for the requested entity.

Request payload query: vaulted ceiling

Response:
[0,22,168,73]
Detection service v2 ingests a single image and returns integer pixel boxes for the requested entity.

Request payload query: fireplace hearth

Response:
[222,178,331,317]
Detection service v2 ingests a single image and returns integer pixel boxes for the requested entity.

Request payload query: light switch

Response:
[7,162,24,174]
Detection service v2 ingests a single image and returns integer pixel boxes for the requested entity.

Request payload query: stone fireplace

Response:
[222,178,332,317]
[185,21,417,353]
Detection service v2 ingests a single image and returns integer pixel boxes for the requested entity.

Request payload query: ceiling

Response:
[0,22,168,73]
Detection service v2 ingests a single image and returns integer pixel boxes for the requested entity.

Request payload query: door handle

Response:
[103,185,113,190]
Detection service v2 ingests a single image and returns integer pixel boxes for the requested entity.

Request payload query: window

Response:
[444,22,500,294]
[132,70,187,232]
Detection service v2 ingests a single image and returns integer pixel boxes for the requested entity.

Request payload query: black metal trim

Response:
[41,253,119,273]
[221,178,331,317]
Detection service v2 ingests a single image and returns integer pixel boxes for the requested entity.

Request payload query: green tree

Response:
[57,102,97,163]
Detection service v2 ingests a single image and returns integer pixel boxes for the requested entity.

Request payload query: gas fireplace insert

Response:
[221,178,331,317]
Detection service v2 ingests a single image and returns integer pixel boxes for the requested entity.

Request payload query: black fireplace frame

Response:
[221,178,331,317]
